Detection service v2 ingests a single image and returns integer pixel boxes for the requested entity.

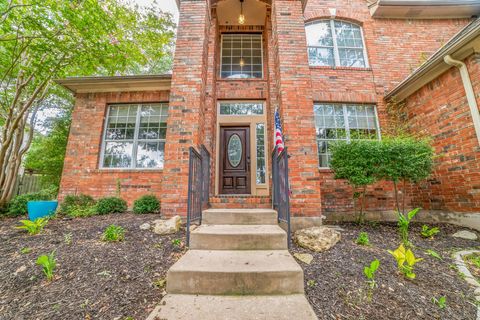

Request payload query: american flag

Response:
[274,109,284,153]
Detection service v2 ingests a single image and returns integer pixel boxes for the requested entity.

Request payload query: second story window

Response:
[306,20,368,68]
[221,33,263,79]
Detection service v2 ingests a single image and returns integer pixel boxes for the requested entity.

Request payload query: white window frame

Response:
[306,19,370,68]
[314,103,381,168]
[220,33,264,79]
[99,103,168,170]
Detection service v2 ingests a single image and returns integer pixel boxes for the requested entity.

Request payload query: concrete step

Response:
[202,209,277,225]
[166,250,304,295]
[149,294,318,320]
[190,224,287,250]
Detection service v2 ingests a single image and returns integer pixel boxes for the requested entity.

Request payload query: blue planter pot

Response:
[27,201,58,221]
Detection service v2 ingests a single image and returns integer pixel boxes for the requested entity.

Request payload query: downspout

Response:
[444,55,480,146]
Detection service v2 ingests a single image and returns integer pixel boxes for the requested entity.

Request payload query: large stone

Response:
[139,223,151,230]
[153,216,182,235]
[293,253,313,265]
[294,226,341,252]
[452,230,478,240]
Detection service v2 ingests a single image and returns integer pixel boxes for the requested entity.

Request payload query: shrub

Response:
[330,140,381,223]
[102,224,125,242]
[15,218,49,235]
[96,197,127,215]
[6,189,56,217]
[59,194,96,217]
[377,137,434,213]
[36,250,56,281]
[133,195,160,214]
[356,232,370,246]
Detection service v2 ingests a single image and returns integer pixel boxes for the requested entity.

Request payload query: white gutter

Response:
[444,54,480,146]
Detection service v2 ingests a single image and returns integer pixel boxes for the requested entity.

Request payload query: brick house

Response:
[56,0,480,227]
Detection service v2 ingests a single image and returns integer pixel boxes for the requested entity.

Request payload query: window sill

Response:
[309,66,372,72]
[318,167,334,173]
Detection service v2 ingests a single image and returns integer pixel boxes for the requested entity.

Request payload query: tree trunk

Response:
[393,180,400,213]
[402,179,407,214]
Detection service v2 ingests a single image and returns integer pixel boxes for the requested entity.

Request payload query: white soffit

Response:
[370,0,480,19]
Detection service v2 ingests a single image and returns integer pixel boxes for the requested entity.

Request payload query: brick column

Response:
[271,0,322,217]
[162,0,210,216]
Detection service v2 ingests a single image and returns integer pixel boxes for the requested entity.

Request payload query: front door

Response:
[220,126,251,194]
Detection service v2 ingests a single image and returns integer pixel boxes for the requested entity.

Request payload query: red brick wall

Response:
[303,0,471,215]
[405,54,480,212]
[59,91,169,207]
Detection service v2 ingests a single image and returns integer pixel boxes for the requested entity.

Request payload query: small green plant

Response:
[153,277,167,289]
[15,218,49,235]
[421,225,440,239]
[363,259,380,289]
[356,232,370,246]
[59,194,96,217]
[432,296,447,309]
[36,250,56,281]
[388,244,423,279]
[397,208,420,247]
[102,225,125,242]
[425,249,443,260]
[64,233,73,245]
[96,197,127,215]
[307,279,317,287]
[171,238,182,247]
[465,253,480,268]
[133,195,160,214]
[20,247,32,254]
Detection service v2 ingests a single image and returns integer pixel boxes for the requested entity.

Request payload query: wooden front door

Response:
[220,126,251,194]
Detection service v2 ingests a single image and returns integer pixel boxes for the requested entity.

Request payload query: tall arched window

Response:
[305,20,368,68]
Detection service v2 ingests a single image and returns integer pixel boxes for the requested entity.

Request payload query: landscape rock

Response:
[139,223,151,230]
[14,265,26,276]
[294,226,341,252]
[293,253,313,265]
[152,216,182,235]
[452,230,478,241]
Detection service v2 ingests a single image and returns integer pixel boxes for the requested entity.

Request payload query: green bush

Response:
[6,189,56,217]
[59,194,96,217]
[133,195,160,214]
[96,197,127,215]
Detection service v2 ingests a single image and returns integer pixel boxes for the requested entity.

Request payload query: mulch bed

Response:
[0,213,186,320]
[293,222,480,320]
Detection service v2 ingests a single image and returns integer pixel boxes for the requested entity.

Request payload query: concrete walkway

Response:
[148,209,317,319]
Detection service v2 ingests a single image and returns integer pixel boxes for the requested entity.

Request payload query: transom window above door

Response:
[220,33,263,79]
[219,102,264,115]
[101,103,168,169]
[306,20,368,68]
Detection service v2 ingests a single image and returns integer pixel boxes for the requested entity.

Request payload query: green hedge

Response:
[133,195,160,214]
[96,197,127,215]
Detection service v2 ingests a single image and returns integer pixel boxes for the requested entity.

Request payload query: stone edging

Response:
[452,250,480,320]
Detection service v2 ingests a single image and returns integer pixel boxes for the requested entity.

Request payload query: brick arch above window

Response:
[304,9,368,25]
[305,18,369,68]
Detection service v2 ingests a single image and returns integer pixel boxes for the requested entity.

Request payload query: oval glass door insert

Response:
[227,134,242,167]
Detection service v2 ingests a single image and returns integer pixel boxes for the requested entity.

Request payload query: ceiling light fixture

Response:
[238,0,245,25]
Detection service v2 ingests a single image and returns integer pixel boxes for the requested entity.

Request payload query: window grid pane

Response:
[314,103,379,167]
[256,123,266,184]
[306,20,367,68]
[102,103,168,169]
[221,34,263,79]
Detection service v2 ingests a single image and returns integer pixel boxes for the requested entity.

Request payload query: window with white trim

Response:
[101,103,168,169]
[306,20,368,68]
[256,123,266,184]
[220,33,263,79]
[314,103,380,167]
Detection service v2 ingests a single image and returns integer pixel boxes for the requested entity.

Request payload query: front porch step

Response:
[189,224,287,250]
[166,250,304,295]
[151,294,318,320]
[202,208,277,225]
